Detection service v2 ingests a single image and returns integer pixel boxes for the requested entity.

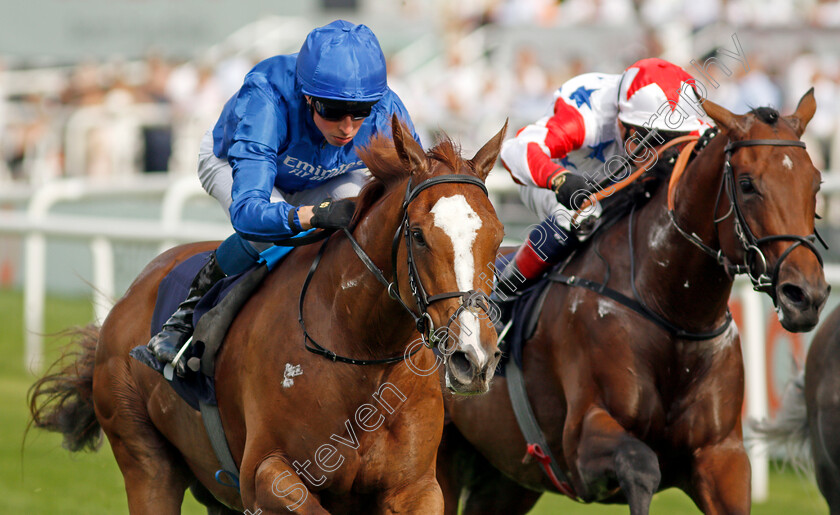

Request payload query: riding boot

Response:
[147,252,227,365]
[495,217,577,299]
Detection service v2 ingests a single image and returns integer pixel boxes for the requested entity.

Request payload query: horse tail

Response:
[752,370,812,474]
[27,325,102,452]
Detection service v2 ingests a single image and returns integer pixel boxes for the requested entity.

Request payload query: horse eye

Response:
[411,229,426,246]
[739,177,757,195]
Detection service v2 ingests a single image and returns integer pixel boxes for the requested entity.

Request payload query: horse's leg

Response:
[377,467,444,514]
[94,358,194,514]
[189,481,242,515]
[100,413,194,514]
[810,362,840,513]
[459,468,541,515]
[814,456,840,515]
[435,434,461,515]
[240,453,329,515]
[686,431,750,515]
[812,418,840,513]
[436,423,541,515]
[576,406,661,515]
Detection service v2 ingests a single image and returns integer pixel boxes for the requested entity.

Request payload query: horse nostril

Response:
[781,283,807,307]
[493,350,502,361]
[450,351,473,377]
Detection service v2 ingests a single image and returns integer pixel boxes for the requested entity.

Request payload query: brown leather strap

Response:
[573,135,699,223]
[667,139,699,211]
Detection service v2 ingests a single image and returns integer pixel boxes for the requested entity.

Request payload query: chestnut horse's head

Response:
[356,117,507,394]
[703,90,828,332]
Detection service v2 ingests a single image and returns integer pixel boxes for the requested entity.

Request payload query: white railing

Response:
[0,175,230,372]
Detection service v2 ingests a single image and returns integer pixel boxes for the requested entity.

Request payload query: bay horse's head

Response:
[703,90,828,332]
[356,117,507,394]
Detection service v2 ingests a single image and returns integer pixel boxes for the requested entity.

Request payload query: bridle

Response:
[299,173,494,365]
[669,134,826,305]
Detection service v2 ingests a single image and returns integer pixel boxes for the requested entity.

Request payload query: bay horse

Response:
[755,301,840,513]
[436,92,827,515]
[28,118,507,514]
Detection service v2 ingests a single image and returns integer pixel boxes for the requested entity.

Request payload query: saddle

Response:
[129,244,299,406]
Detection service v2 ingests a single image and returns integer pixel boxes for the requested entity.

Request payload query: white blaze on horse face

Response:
[783,154,793,170]
[431,195,485,362]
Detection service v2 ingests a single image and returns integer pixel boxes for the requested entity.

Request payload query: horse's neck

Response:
[633,136,734,332]
[316,189,419,355]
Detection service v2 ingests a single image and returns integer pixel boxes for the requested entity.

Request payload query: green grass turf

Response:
[0,288,828,513]
[1,289,206,514]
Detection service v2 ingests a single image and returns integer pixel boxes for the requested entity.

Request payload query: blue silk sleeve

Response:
[227,81,297,241]
[228,146,299,241]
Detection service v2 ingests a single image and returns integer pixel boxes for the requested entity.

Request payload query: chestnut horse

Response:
[437,93,827,515]
[755,301,840,513]
[29,119,507,514]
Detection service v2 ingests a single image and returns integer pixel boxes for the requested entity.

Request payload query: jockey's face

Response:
[619,120,690,158]
[307,96,367,147]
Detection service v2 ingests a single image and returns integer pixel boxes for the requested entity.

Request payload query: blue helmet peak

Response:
[296,20,388,103]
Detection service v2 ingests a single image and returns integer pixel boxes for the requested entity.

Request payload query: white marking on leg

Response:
[431,195,485,364]
[783,154,793,170]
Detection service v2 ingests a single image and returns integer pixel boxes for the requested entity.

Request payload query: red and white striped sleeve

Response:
[500,73,616,188]
[500,99,588,188]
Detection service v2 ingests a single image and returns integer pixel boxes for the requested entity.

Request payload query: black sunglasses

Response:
[309,97,376,122]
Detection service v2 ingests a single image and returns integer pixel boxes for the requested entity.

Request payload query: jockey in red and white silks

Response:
[502,72,627,190]
[495,58,709,296]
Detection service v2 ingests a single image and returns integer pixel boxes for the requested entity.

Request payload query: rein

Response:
[573,134,699,222]
[558,132,732,340]
[668,135,826,305]
[298,173,493,365]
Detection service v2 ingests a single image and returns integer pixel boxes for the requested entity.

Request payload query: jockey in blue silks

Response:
[147,20,421,368]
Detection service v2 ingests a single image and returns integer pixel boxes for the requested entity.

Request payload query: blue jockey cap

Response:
[296,20,388,102]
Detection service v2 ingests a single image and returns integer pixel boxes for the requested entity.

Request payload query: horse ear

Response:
[702,98,747,135]
[470,119,509,181]
[785,88,816,138]
[391,114,427,175]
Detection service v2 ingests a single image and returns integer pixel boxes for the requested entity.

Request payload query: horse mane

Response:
[353,129,470,220]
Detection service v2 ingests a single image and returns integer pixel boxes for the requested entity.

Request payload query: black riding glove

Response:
[309,198,357,230]
[552,172,591,210]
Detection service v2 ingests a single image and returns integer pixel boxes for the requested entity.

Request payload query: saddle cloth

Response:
[492,254,553,378]
[129,244,295,410]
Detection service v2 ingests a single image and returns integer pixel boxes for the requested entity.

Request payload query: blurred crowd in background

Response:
[3,0,840,188]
